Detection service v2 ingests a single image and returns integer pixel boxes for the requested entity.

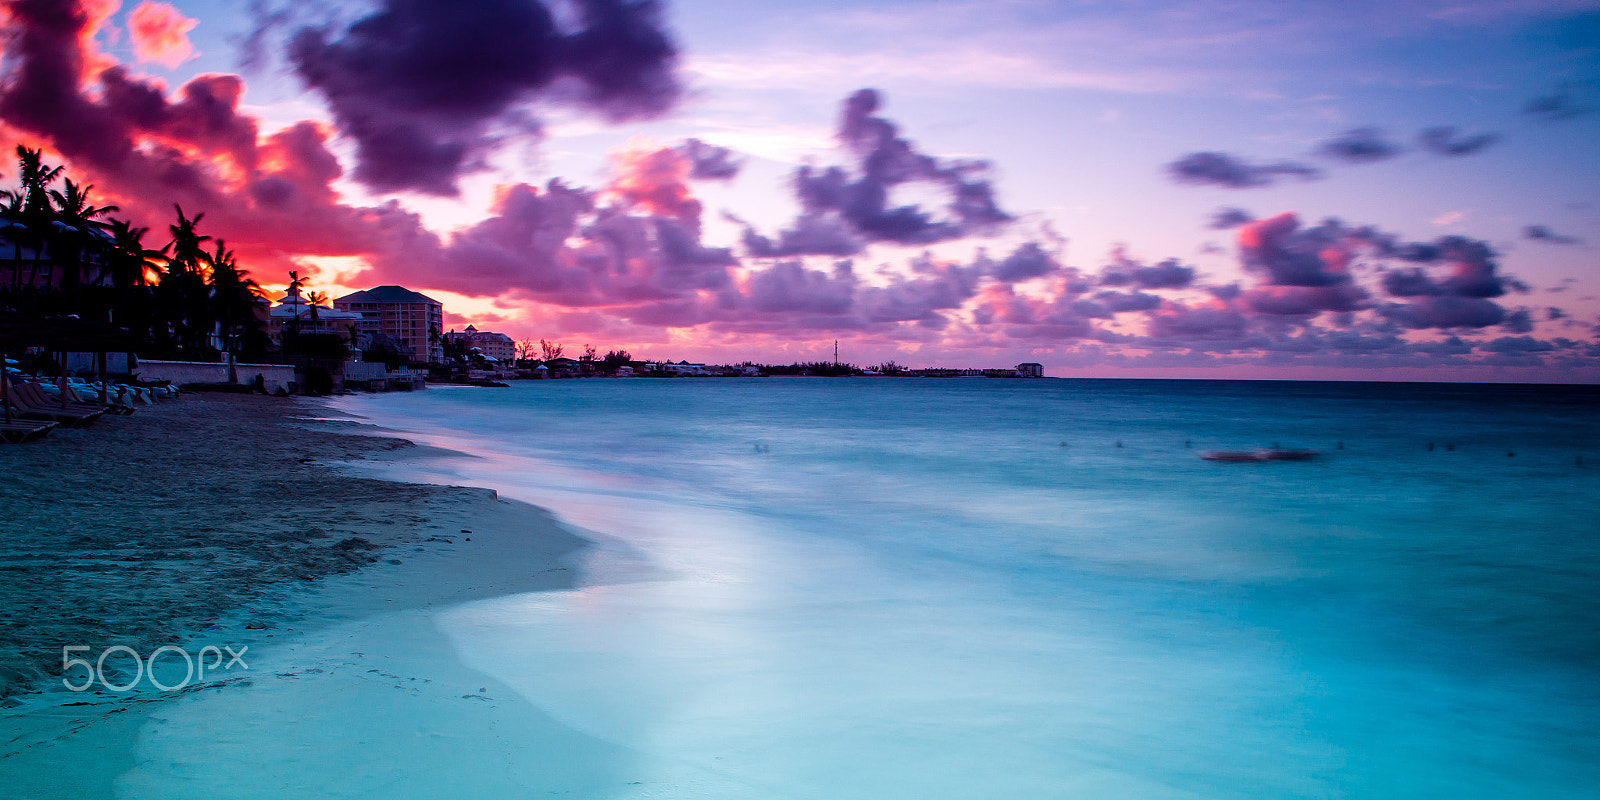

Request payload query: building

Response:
[1017,362,1044,378]
[0,218,115,291]
[267,295,365,346]
[334,286,444,363]
[645,360,714,376]
[443,325,516,361]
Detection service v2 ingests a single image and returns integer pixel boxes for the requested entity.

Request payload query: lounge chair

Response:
[3,379,104,425]
[0,418,55,443]
[62,382,134,415]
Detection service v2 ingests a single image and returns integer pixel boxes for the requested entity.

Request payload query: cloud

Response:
[127,1,198,68]
[1237,212,1356,288]
[1097,247,1195,289]
[0,4,1587,375]
[743,89,1012,255]
[1316,127,1403,164]
[1207,207,1254,230]
[285,0,682,195]
[1166,151,1322,189]
[1525,224,1581,244]
[1500,307,1534,333]
[1380,296,1506,329]
[1525,89,1593,121]
[1480,335,1555,354]
[988,241,1059,282]
[677,138,742,181]
[1417,126,1499,156]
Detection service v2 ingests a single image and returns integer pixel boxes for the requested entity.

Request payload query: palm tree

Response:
[104,219,162,345]
[8,147,62,293]
[156,205,215,357]
[47,178,118,308]
[306,290,328,328]
[207,240,266,358]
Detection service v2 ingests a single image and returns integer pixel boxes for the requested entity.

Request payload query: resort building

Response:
[443,325,517,361]
[267,296,365,346]
[0,222,115,291]
[1017,362,1044,378]
[334,286,444,363]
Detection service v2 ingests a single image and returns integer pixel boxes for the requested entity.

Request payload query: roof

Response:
[335,286,442,306]
[270,303,363,320]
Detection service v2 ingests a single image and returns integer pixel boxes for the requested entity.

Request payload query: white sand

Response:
[0,394,596,798]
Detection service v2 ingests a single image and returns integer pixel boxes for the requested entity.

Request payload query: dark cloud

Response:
[1098,250,1195,290]
[287,0,681,195]
[1525,90,1593,121]
[677,138,742,181]
[989,242,1059,283]
[1166,152,1322,189]
[1481,336,1556,354]
[1548,306,1567,321]
[1525,225,1581,245]
[739,260,855,315]
[742,89,1012,255]
[1380,296,1506,329]
[1146,303,1249,341]
[1417,126,1499,157]
[1208,207,1253,230]
[1500,307,1535,334]
[1316,127,1403,164]
[1382,268,1442,297]
[741,213,863,258]
[1237,213,1355,288]
[1244,285,1365,316]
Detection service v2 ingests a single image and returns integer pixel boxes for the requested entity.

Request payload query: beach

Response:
[0,393,592,797]
[1,379,1596,797]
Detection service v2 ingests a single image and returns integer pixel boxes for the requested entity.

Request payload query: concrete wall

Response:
[137,360,297,393]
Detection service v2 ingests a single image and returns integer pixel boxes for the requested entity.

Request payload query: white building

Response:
[444,325,517,361]
[267,296,365,345]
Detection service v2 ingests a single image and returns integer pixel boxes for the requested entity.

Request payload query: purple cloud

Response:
[1166,152,1322,189]
[1418,126,1499,157]
[1525,225,1581,245]
[288,0,681,195]
[1317,127,1403,164]
[1208,207,1254,230]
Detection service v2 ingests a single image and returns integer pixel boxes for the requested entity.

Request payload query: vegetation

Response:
[758,361,862,376]
[0,147,269,362]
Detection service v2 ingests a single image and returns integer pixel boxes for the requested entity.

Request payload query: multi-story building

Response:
[333,285,444,363]
[443,325,517,361]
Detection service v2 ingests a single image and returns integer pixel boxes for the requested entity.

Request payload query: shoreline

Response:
[0,393,594,797]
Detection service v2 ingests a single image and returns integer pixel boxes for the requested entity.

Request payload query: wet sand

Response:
[0,392,591,797]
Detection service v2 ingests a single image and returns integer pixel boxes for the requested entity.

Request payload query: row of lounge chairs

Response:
[1,374,182,442]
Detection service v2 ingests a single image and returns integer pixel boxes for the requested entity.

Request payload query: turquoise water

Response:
[335,378,1600,797]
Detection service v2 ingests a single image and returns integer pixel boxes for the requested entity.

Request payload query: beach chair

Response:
[63,381,134,415]
[0,418,55,443]
[3,379,105,425]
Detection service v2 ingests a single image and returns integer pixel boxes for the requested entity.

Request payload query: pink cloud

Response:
[127,1,196,68]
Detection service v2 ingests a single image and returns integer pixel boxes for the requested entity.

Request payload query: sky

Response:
[1,0,1597,379]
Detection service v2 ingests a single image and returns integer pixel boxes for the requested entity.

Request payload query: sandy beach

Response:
[0,393,592,797]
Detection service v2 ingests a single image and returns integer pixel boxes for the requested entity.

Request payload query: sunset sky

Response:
[2,0,1597,379]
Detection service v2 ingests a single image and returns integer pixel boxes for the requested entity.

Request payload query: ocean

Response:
[149,378,1600,797]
